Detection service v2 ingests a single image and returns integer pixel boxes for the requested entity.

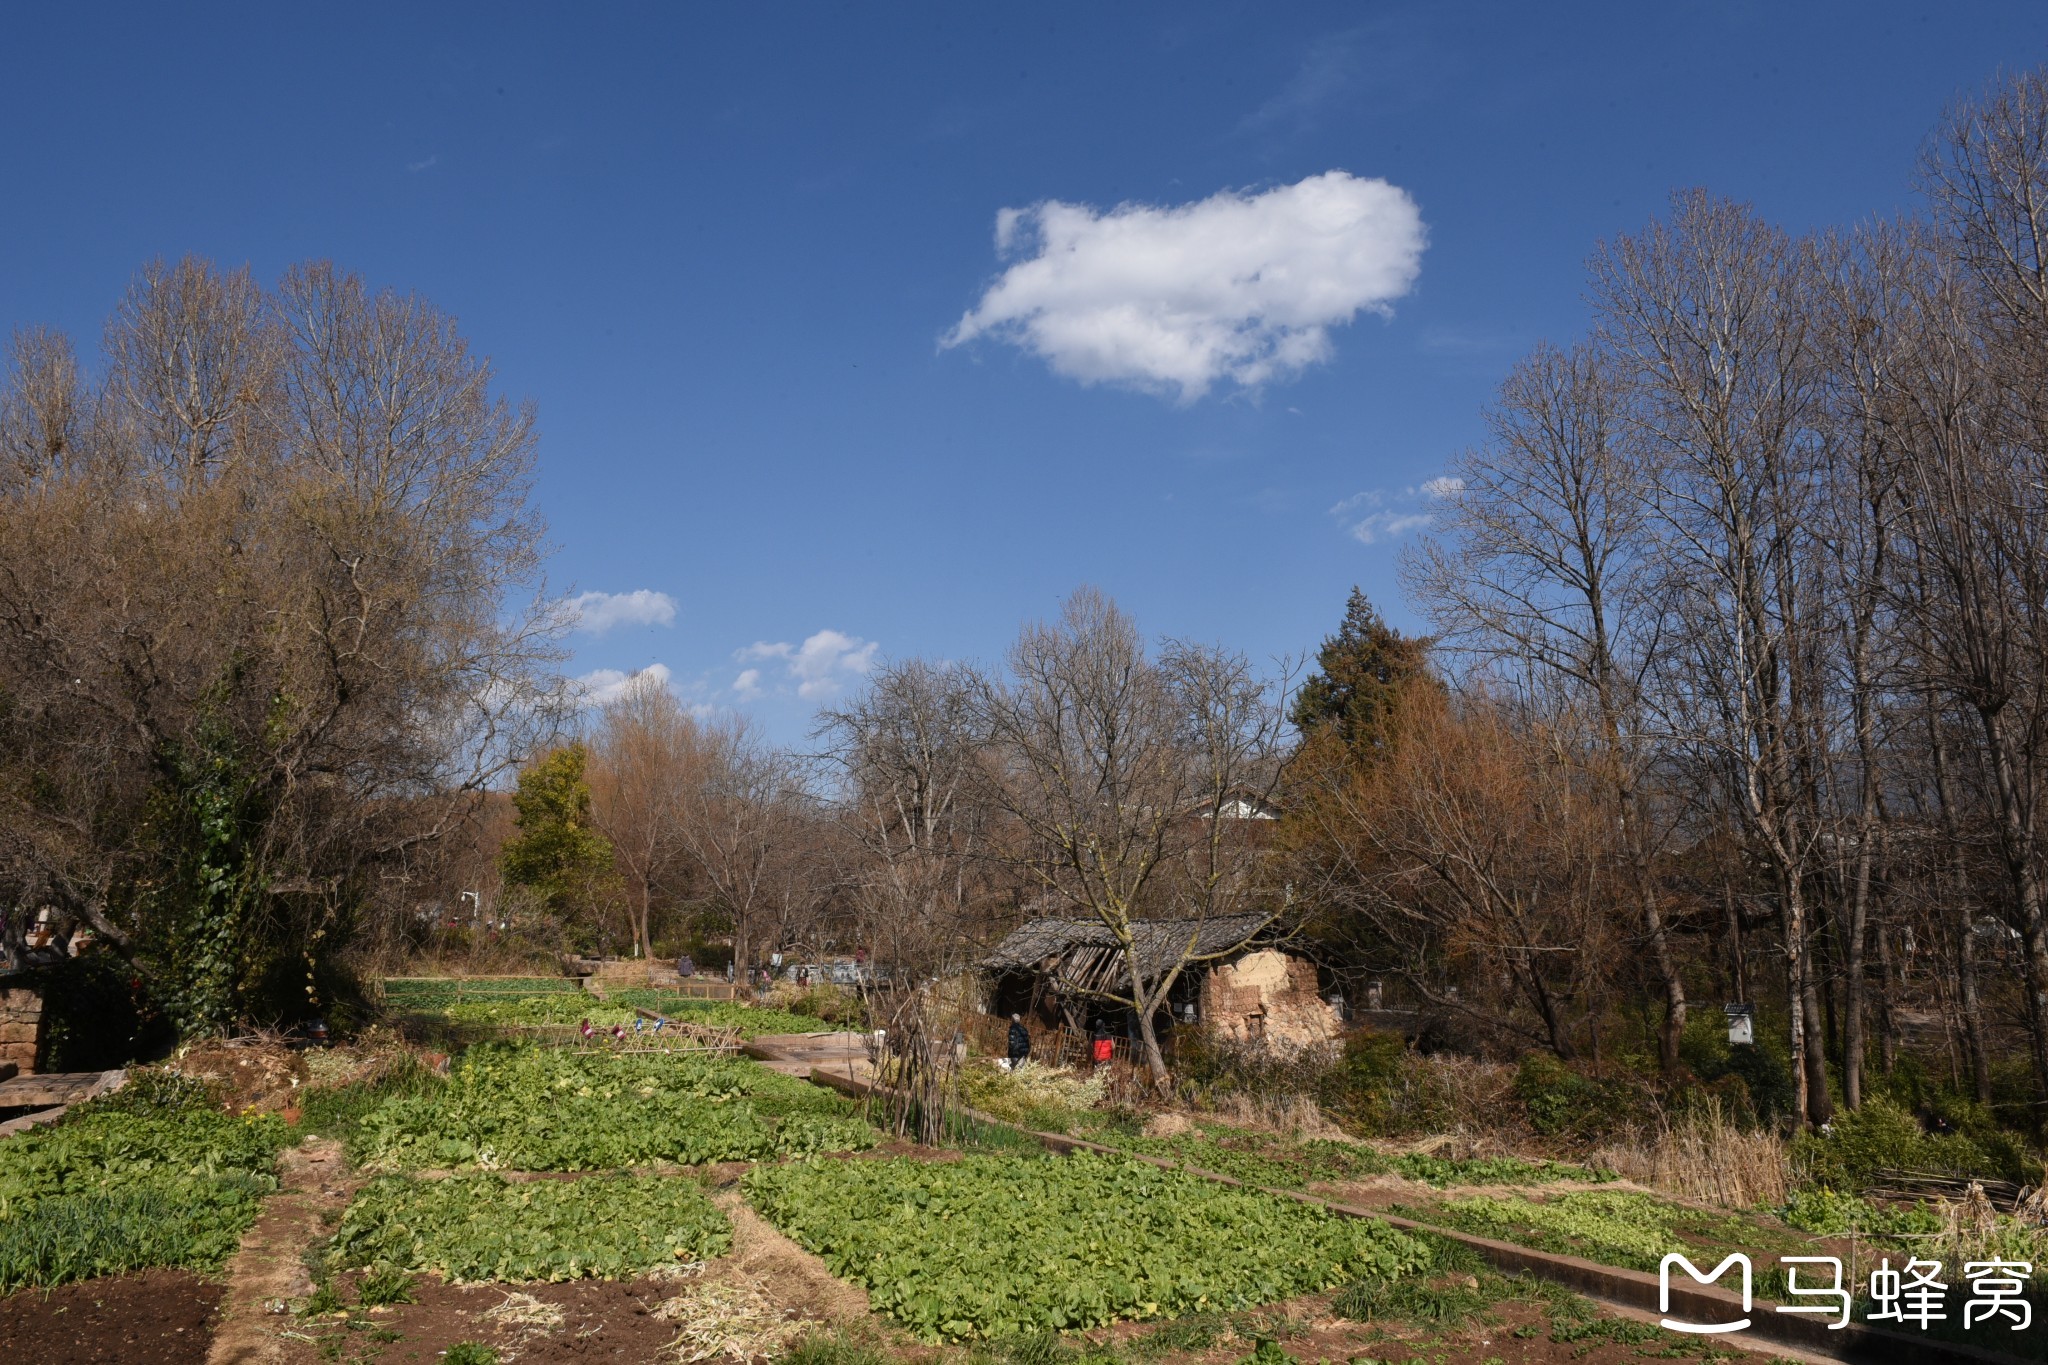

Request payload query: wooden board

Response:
[0,1067,124,1108]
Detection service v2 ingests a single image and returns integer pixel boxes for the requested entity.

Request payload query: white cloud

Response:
[735,629,879,700]
[562,589,678,635]
[574,663,673,708]
[1332,478,1461,545]
[943,171,1425,402]
[407,155,438,173]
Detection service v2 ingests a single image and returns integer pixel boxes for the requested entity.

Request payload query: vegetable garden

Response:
[6,977,1973,1365]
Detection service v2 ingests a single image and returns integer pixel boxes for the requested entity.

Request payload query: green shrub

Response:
[1426,1190,1791,1274]
[785,988,867,1028]
[355,1263,417,1305]
[1317,1029,1405,1134]
[1098,1129,1384,1189]
[1513,1053,1640,1141]
[1331,1273,1492,1325]
[441,1345,499,1365]
[1792,1097,2017,1191]
[299,1054,442,1141]
[1779,1188,1941,1239]
[783,1332,892,1365]
[329,1172,731,1282]
[1169,1032,1341,1112]
[0,1177,273,1292]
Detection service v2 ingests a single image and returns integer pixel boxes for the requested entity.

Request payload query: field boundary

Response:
[797,1064,2026,1365]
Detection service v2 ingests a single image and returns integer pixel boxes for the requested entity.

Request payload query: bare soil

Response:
[0,1268,224,1365]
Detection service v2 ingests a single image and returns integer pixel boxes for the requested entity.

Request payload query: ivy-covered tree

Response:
[1289,588,1436,769]
[500,744,617,936]
[0,258,564,1039]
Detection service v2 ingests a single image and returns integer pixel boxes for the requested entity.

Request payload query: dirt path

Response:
[204,1136,354,1365]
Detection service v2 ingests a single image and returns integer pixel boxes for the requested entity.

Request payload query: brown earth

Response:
[0,1268,225,1365]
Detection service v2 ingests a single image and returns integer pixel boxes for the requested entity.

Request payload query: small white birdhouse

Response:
[1723,1002,1754,1046]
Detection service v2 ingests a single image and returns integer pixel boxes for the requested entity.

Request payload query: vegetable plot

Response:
[350,1043,874,1171]
[330,1172,732,1282]
[1090,1125,1605,1191]
[0,1082,291,1291]
[395,984,829,1039]
[743,1152,1432,1341]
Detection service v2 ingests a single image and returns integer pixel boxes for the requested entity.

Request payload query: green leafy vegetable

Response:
[330,1172,731,1282]
[745,1152,1432,1341]
[0,1086,290,1290]
[350,1042,873,1171]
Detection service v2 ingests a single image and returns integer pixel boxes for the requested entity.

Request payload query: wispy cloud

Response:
[1332,477,1463,545]
[943,171,1425,403]
[1240,31,1362,134]
[560,589,677,635]
[407,155,439,173]
[734,629,879,700]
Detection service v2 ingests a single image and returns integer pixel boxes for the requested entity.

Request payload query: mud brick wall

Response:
[0,984,44,1076]
[1200,950,1340,1053]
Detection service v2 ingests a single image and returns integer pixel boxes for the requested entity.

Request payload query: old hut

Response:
[980,913,1340,1052]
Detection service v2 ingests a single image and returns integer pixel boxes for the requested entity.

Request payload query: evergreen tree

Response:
[500,744,616,924]
[1290,588,1435,766]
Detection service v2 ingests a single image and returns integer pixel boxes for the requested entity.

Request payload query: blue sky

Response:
[5,2,2046,740]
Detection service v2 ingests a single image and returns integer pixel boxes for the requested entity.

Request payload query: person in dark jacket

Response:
[1006,1013,1031,1069]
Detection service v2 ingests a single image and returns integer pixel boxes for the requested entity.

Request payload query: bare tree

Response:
[1408,341,1690,1072]
[586,675,704,961]
[674,717,809,981]
[972,589,1289,1091]
[1591,193,1836,1126]
[816,658,998,978]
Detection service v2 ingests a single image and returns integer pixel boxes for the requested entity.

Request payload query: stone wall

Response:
[0,984,44,1076]
[1199,950,1339,1053]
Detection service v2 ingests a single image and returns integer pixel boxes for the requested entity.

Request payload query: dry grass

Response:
[655,1278,814,1363]
[482,1290,567,1332]
[1590,1100,1789,1209]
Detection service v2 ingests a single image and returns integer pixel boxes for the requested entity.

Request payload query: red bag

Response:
[1092,1038,1114,1064]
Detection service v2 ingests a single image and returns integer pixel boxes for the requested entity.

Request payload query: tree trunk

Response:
[1799,932,1834,1125]
[1875,920,1898,1075]
[1978,705,2048,1100]
[1957,906,1993,1103]
[1928,706,1992,1100]
[1641,871,1686,1074]
[1128,957,1172,1093]
[1844,819,1873,1109]
[1724,883,1748,1004]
